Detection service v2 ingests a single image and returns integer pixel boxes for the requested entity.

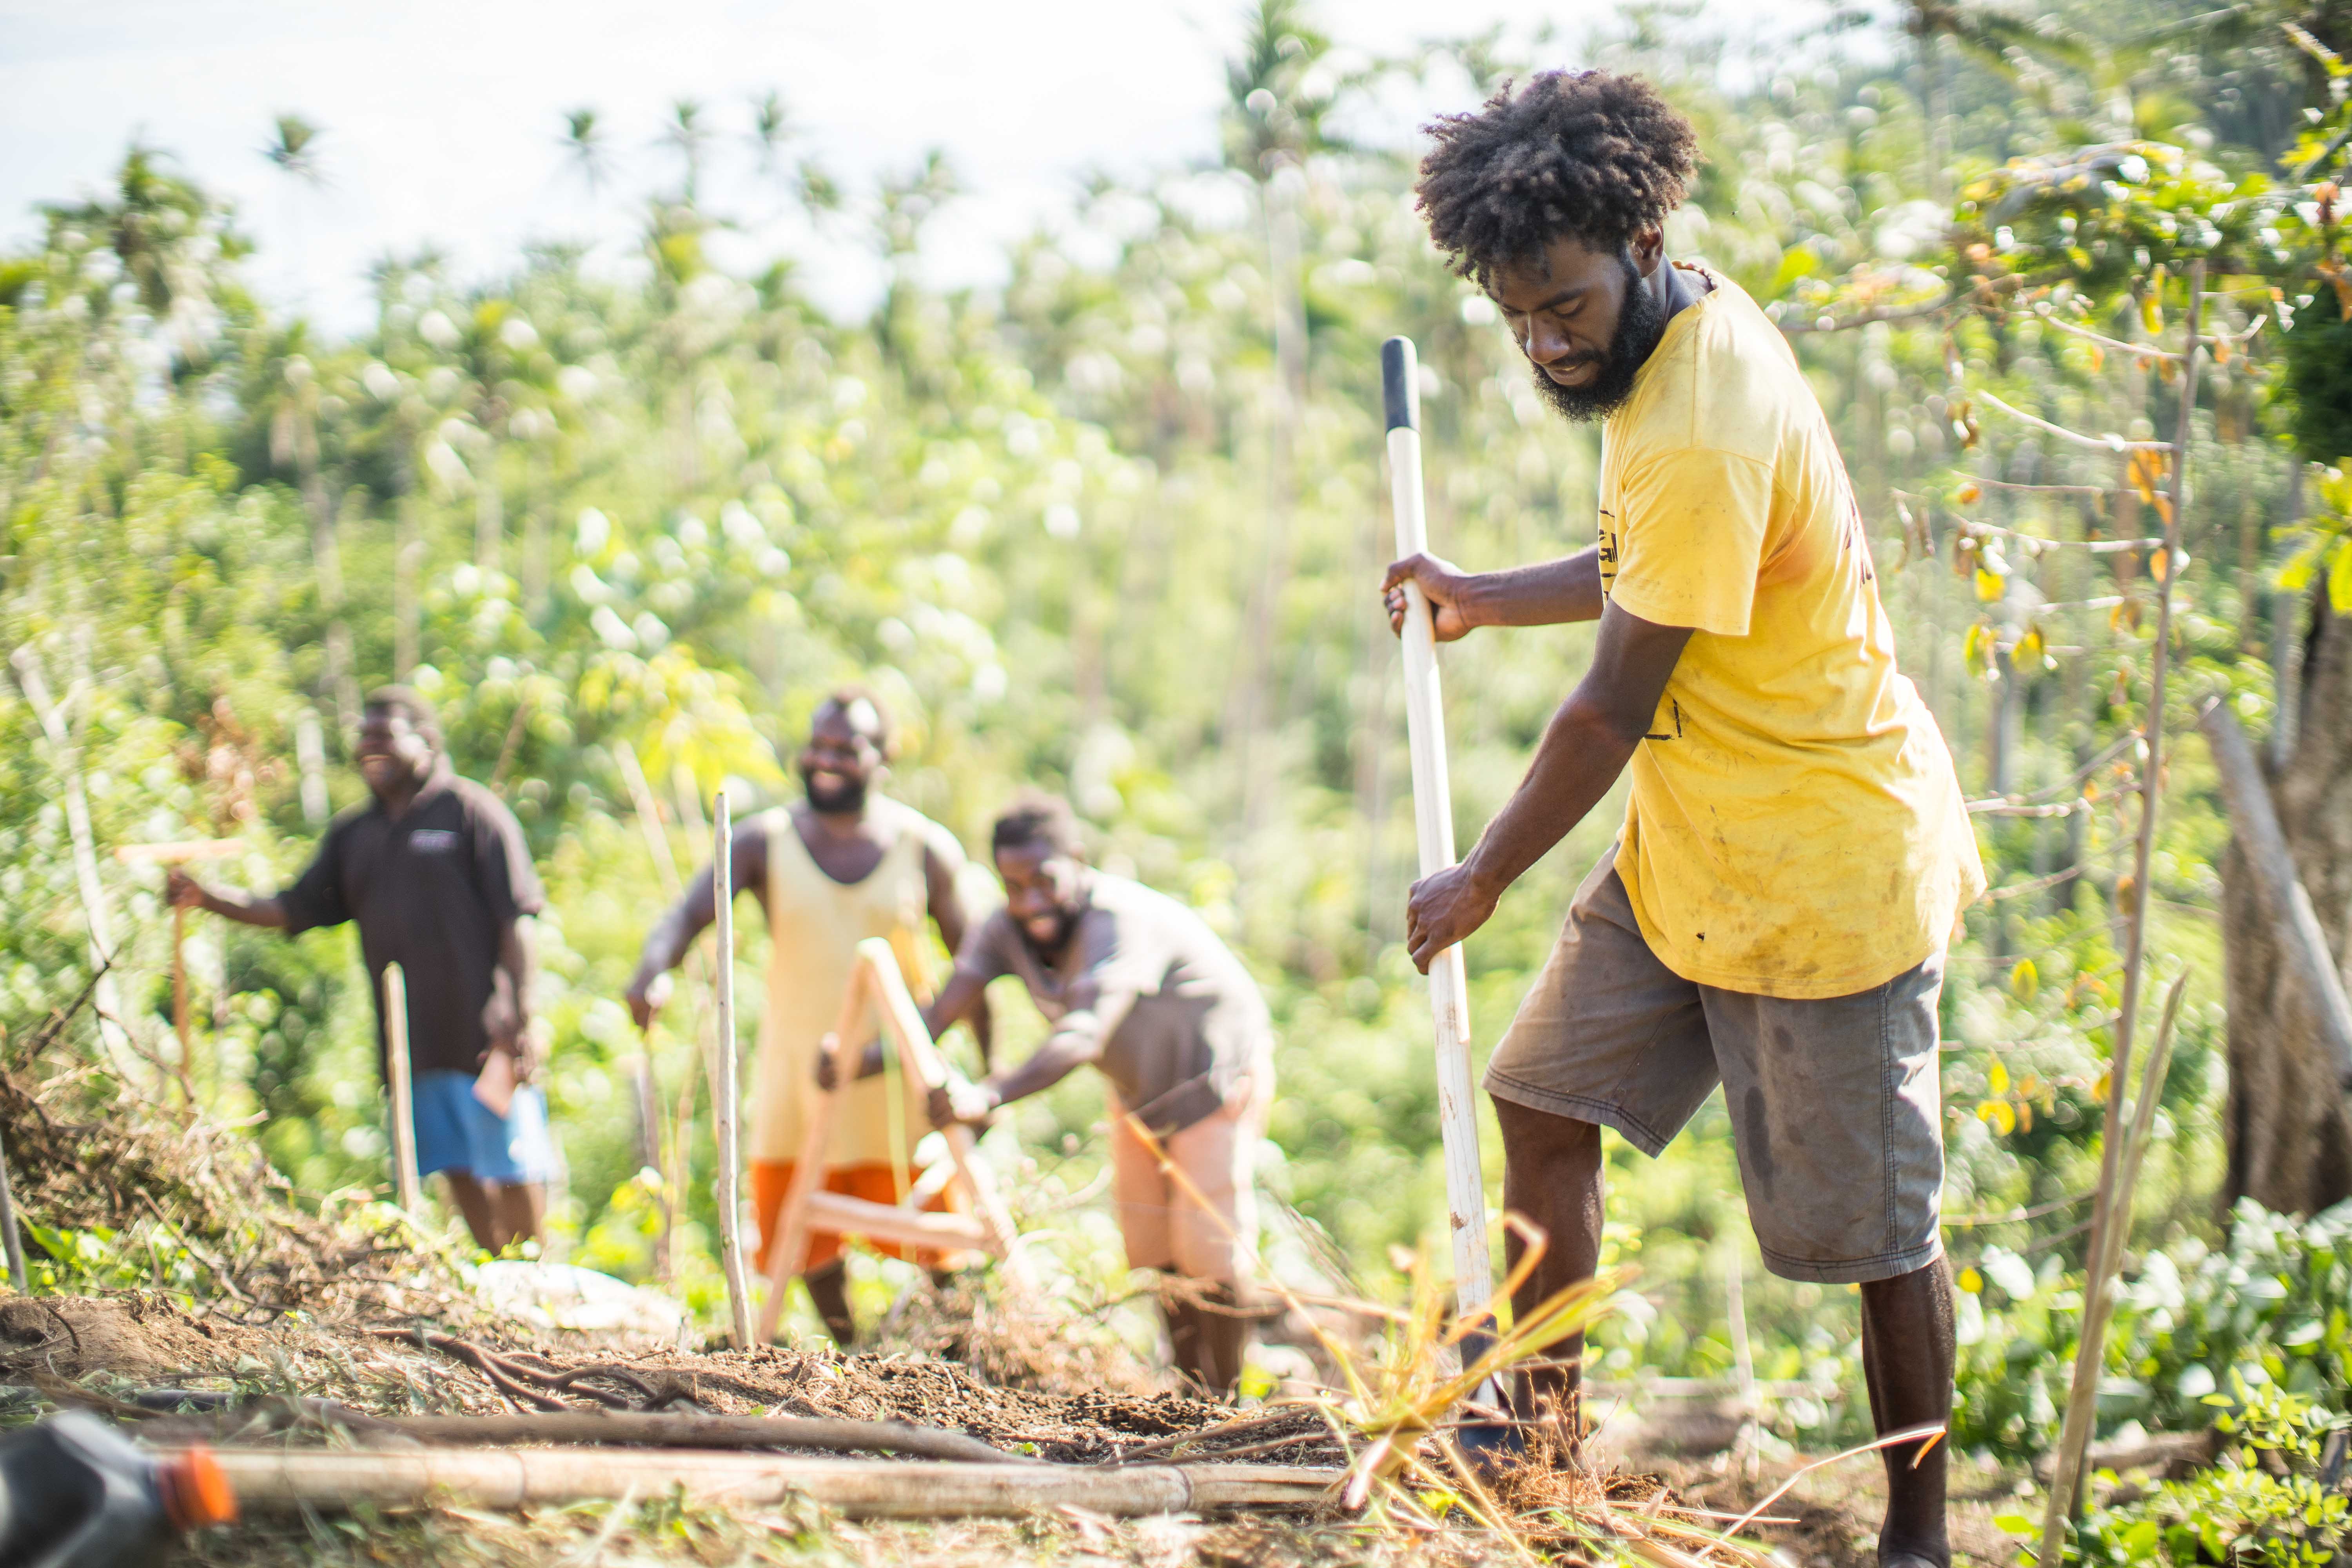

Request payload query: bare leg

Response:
[1167,1281,1248,1400]
[1858,1259,1955,1568]
[440,1172,504,1252]
[494,1182,545,1251]
[804,1259,855,1346]
[1495,1099,1604,1454]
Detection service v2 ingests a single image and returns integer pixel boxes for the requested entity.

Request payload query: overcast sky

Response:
[2,0,1840,332]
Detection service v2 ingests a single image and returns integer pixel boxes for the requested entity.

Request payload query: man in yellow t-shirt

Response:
[1383,72,1982,1566]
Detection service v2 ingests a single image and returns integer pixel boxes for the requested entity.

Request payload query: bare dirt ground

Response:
[0,1032,2024,1567]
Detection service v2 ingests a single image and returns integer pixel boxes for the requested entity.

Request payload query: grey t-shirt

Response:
[963,873,1272,1134]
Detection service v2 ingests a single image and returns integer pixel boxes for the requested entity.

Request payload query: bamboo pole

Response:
[1380,337,1497,1333]
[2197,697,2352,1086]
[2039,260,2203,1560]
[382,963,423,1214]
[177,1446,1338,1519]
[711,793,755,1350]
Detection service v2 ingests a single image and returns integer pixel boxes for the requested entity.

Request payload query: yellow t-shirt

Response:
[1599,267,1984,999]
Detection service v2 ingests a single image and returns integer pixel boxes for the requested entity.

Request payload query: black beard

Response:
[802,768,867,815]
[1528,254,1671,423]
[1018,910,1077,963]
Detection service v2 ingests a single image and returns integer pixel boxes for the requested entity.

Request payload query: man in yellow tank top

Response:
[625,690,987,1345]
[1381,74,1982,1565]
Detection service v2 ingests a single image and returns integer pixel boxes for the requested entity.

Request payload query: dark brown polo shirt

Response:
[279,763,544,1078]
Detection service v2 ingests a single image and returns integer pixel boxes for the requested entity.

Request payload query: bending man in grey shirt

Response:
[921,795,1275,1398]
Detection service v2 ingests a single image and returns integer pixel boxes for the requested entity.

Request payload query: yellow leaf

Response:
[2329,539,2352,615]
[2009,958,2039,1002]
[2018,1100,2034,1132]
[2212,333,2231,367]
[1982,1100,2017,1136]
[2092,1070,2112,1102]
[1989,1059,2011,1094]
[1958,1267,1984,1294]
[1955,481,1982,504]
[1976,567,2008,602]
[2018,625,2046,664]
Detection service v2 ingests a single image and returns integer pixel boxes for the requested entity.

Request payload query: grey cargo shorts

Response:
[1483,848,1947,1284]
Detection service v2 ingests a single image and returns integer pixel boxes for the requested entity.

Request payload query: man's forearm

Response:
[197,887,290,929]
[1460,549,1604,628]
[985,1027,1100,1107]
[1462,690,1643,898]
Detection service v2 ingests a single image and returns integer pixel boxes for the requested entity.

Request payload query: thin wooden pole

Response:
[171,903,193,1101]
[711,794,755,1350]
[2040,260,2203,1560]
[1380,338,1496,1323]
[382,962,423,1214]
[0,1120,27,1292]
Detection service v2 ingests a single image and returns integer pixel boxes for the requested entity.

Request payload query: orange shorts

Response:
[750,1160,967,1273]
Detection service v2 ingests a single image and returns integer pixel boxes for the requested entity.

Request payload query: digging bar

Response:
[1381,336,1508,1428]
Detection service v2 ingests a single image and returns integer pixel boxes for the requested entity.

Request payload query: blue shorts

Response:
[408,1070,553,1185]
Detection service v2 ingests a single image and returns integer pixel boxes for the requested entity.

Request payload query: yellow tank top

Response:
[747,798,935,1166]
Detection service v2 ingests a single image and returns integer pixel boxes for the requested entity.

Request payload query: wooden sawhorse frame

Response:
[755,937,1021,1343]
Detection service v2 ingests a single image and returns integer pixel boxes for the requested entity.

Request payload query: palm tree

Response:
[664,100,711,207]
[262,114,326,186]
[561,108,608,194]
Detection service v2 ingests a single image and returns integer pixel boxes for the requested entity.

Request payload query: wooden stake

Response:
[711,793,755,1351]
[2041,976,2189,1528]
[0,1119,26,1292]
[176,1445,1338,1519]
[1380,338,1497,1327]
[114,840,240,1103]
[382,962,423,1214]
[2040,260,2203,1562]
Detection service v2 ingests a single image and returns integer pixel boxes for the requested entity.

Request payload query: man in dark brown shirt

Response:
[171,687,548,1252]
[920,795,1276,1397]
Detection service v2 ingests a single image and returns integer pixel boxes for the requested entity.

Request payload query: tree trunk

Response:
[2223,587,2352,1214]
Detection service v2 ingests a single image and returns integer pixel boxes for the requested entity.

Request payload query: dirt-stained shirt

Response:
[961,873,1272,1134]
[1599,266,1984,998]
[279,762,543,1077]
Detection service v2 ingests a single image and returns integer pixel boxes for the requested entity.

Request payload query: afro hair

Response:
[1414,69,1699,287]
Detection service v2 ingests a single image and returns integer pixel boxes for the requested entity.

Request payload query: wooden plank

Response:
[857,939,1022,1265]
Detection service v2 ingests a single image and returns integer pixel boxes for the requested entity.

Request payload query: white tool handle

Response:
[1383,336,1495,1320]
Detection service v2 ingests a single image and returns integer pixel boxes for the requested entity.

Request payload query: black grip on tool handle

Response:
[1381,336,1419,433]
